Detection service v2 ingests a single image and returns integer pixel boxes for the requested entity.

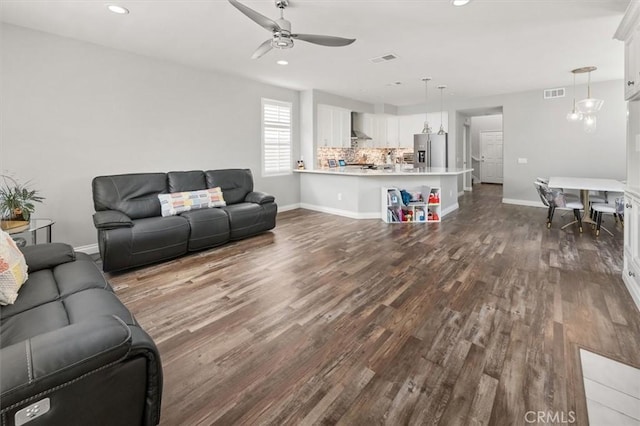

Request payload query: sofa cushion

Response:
[222,202,268,240]
[180,208,230,251]
[99,216,190,272]
[206,169,254,205]
[1,301,69,347]
[158,188,226,217]
[0,229,28,306]
[168,170,206,193]
[93,173,167,219]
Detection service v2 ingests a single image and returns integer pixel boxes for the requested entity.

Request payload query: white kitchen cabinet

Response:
[361,113,388,147]
[623,190,640,309]
[317,104,350,148]
[616,2,640,101]
[386,116,399,147]
[397,113,448,149]
[398,114,425,148]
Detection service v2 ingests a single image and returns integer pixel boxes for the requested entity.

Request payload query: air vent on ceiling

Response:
[369,53,398,64]
[543,87,566,99]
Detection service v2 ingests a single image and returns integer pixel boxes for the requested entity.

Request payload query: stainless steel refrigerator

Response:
[413,133,448,168]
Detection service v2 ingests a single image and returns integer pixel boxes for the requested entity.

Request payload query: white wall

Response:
[0,24,300,249]
[399,80,627,204]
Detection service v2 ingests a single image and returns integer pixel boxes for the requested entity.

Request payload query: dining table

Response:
[548,176,625,233]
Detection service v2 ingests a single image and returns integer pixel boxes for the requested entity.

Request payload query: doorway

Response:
[479,130,504,184]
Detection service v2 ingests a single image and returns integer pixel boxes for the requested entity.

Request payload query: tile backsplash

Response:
[317,147,412,168]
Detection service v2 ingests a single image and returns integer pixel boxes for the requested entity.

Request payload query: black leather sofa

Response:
[92,169,277,272]
[0,243,162,425]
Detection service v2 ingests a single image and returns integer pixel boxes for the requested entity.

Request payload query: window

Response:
[262,98,292,176]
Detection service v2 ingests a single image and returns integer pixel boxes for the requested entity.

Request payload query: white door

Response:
[480,131,503,184]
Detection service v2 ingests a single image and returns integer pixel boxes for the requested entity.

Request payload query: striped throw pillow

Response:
[158,187,226,217]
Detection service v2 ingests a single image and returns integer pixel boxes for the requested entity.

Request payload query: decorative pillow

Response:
[158,187,226,217]
[0,229,28,305]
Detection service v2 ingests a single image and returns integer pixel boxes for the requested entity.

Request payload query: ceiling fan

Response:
[228,0,356,59]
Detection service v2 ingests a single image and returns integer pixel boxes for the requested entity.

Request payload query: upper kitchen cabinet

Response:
[317,104,351,148]
[397,113,448,148]
[615,1,640,101]
[361,113,388,148]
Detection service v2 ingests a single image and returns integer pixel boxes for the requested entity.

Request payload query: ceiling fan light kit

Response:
[567,66,603,132]
[228,0,356,59]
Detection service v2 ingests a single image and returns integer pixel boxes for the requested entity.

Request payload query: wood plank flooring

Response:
[108,184,640,425]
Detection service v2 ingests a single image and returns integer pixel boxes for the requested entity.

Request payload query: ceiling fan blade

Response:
[228,0,281,33]
[291,34,356,47]
[252,39,273,59]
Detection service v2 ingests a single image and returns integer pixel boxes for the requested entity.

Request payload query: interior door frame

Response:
[479,130,504,184]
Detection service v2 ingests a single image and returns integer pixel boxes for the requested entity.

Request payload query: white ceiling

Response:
[0,0,632,106]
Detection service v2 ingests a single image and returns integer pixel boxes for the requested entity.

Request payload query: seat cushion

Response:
[99,216,190,272]
[180,208,230,251]
[222,202,269,240]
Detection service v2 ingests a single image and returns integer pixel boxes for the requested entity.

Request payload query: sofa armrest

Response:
[0,315,132,407]
[20,243,76,272]
[245,191,275,205]
[93,210,133,230]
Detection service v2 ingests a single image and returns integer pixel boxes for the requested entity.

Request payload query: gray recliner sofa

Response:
[92,169,277,272]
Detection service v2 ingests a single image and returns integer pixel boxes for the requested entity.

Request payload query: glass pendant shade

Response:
[583,114,597,133]
[576,68,603,115]
[576,98,604,114]
[566,108,583,122]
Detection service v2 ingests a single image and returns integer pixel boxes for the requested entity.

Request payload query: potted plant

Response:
[0,175,45,230]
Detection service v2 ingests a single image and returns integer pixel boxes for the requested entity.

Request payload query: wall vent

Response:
[543,87,566,99]
[370,53,399,63]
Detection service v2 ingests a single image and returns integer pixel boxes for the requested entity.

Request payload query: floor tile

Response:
[586,399,640,426]
[584,378,640,420]
[580,349,640,398]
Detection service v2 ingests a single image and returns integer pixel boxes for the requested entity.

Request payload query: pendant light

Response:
[437,85,447,135]
[575,66,604,115]
[421,77,432,134]
[583,114,597,133]
[566,70,583,122]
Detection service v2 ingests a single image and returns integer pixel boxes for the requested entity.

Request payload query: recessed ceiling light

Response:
[107,4,129,14]
[451,0,471,6]
[276,60,288,65]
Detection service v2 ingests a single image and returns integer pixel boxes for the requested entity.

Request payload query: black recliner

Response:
[0,243,162,425]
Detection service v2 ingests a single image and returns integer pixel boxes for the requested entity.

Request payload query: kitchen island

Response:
[295,167,473,220]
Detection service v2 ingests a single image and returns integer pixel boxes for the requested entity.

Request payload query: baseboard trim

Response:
[299,203,379,220]
[623,273,640,312]
[278,203,301,212]
[464,186,472,192]
[458,191,465,197]
[75,243,99,255]
[502,198,546,208]
[442,203,459,218]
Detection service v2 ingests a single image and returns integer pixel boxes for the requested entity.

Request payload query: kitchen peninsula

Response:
[295,167,473,220]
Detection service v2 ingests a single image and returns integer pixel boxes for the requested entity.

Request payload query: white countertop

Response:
[294,167,473,177]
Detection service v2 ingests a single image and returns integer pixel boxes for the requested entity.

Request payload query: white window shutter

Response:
[262,99,292,176]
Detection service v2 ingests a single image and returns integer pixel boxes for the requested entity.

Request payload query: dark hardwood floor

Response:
[109,184,640,425]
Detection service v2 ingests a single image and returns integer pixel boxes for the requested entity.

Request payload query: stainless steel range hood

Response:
[350,112,372,140]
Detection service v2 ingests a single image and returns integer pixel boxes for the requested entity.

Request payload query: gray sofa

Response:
[92,169,277,272]
[0,243,162,425]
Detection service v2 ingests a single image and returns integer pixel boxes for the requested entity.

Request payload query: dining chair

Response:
[591,203,616,236]
[534,181,584,232]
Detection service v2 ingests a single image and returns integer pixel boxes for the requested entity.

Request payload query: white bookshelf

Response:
[381,186,441,223]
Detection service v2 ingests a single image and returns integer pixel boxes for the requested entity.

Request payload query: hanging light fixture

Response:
[566,70,583,122]
[583,114,597,133]
[575,66,604,115]
[421,77,432,134]
[437,85,447,135]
